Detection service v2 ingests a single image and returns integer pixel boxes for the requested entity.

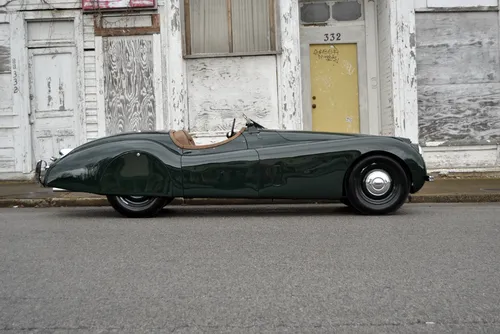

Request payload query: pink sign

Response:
[82,0,156,10]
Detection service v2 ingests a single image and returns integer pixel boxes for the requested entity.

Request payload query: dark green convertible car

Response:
[35,116,433,218]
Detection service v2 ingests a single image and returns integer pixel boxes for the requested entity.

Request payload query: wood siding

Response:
[0,21,16,173]
[416,11,500,145]
[102,36,156,135]
[83,14,98,141]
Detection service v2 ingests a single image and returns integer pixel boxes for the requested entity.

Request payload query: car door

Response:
[180,134,260,199]
[245,129,349,200]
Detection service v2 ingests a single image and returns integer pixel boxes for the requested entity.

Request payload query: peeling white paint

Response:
[186,56,279,133]
[163,0,188,130]
[377,0,419,143]
[423,144,500,171]
[277,0,303,130]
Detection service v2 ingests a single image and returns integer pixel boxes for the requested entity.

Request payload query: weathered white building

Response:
[415,0,500,172]
[0,0,498,180]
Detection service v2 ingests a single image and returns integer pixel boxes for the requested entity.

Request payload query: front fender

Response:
[341,137,428,193]
[44,139,182,196]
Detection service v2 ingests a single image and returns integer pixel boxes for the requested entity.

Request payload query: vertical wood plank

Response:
[74,12,86,145]
[227,0,233,53]
[165,0,188,130]
[364,0,381,135]
[153,33,164,130]
[95,36,106,138]
[269,0,276,51]
[183,0,191,55]
[10,12,31,173]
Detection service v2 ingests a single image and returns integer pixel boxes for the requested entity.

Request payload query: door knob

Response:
[312,104,317,109]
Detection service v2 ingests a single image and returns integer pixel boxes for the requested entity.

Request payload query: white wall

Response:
[186,56,279,137]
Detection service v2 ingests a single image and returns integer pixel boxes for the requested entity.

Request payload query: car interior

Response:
[170,117,249,150]
[169,128,246,150]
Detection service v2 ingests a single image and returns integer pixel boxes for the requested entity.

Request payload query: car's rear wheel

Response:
[345,155,410,215]
[107,195,172,218]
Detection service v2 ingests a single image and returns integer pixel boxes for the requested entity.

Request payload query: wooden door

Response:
[309,43,360,133]
[28,47,79,167]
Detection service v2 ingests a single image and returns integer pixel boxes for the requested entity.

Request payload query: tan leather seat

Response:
[172,130,196,147]
[170,127,247,150]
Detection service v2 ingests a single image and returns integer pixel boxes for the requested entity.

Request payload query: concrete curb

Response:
[1,194,499,208]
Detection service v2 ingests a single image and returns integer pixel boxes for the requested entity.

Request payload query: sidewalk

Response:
[0,176,499,207]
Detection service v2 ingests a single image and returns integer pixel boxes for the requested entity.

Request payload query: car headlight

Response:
[418,144,423,155]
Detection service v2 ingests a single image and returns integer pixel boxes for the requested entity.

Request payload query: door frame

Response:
[27,46,81,167]
[299,0,380,135]
[22,11,85,170]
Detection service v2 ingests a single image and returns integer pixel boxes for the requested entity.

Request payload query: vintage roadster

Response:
[35,116,433,218]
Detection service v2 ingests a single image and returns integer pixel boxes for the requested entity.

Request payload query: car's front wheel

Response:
[107,195,172,218]
[345,155,410,215]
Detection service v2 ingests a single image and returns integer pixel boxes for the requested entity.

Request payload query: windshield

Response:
[243,114,266,130]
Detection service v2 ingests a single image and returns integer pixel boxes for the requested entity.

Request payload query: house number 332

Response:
[324,33,341,41]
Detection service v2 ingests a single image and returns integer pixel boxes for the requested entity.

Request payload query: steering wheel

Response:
[226,118,236,138]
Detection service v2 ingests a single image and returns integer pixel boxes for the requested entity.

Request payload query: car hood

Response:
[274,129,413,144]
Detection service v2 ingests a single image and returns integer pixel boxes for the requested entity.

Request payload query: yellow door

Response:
[309,43,360,133]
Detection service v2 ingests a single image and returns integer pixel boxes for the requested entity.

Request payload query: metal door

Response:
[28,47,79,167]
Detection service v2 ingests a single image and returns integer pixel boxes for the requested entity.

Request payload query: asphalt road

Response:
[1,203,500,333]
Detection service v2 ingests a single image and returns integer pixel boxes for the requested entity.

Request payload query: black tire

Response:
[340,197,351,207]
[163,197,174,207]
[345,155,410,215]
[107,195,171,218]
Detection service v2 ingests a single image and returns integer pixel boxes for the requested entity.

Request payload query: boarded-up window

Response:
[416,11,500,144]
[184,0,277,57]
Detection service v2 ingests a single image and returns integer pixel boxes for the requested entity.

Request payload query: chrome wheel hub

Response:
[116,195,155,208]
[364,169,392,197]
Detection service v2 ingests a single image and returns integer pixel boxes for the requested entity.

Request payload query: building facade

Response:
[0,0,498,180]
